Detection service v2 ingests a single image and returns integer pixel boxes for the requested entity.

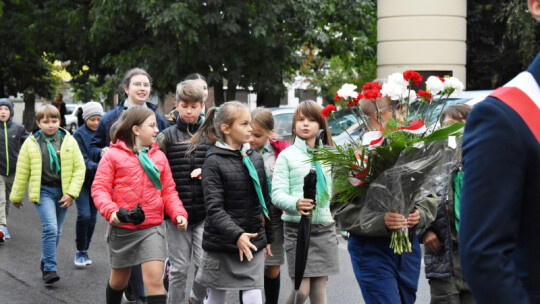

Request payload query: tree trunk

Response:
[22,92,37,131]
[213,78,225,106]
[226,81,237,101]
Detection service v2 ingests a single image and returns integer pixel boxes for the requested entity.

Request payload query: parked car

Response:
[331,90,493,146]
[269,107,296,142]
[65,104,83,134]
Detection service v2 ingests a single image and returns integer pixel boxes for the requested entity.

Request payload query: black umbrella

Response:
[294,130,326,294]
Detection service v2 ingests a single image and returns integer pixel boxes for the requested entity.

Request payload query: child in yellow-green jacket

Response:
[10,104,85,285]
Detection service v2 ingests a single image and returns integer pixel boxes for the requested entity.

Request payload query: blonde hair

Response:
[36,104,61,121]
[251,108,278,140]
[176,80,204,104]
[291,100,333,146]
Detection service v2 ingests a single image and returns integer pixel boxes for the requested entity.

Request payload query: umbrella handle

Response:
[316,129,327,147]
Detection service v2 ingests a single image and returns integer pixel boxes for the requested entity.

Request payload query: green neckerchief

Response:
[306,147,329,208]
[135,147,162,189]
[255,147,272,194]
[454,170,463,232]
[241,150,269,219]
[40,130,61,174]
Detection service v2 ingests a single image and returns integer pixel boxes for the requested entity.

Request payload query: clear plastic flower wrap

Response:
[358,139,457,252]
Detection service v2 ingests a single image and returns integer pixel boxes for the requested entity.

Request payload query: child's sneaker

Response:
[74,251,86,268]
[0,227,6,243]
[83,251,92,265]
[4,227,10,239]
[43,271,60,284]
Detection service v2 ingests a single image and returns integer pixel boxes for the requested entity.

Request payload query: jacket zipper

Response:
[190,148,195,222]
[4,122,8,176]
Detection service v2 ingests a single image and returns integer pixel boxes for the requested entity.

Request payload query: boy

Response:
[10,104,85,284]
[157,80,209,304]
[0,98,28,243]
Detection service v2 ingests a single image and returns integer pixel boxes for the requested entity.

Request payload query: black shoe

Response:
[43,271,60,284]
[123,285,136,303]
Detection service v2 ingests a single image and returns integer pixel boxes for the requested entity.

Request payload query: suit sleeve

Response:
[91,151,119,221]
[160,156,188,225]
[202,157,245,245]
[459,99,529,303]
[271,152,301,214]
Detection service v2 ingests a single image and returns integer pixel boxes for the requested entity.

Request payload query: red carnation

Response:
[403,70,423,86]
[436,76,445,83]
[321,104,337,118]
[334,92,340,101]
[417,90,432,103]
[363,88,382,101]
[362,81,382,91]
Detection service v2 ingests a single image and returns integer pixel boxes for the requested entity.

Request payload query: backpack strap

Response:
[490,86,540,144]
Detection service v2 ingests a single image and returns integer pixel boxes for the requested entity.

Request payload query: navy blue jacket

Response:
[88,101,167,162]
[73,123,99,188]
[460,52,540,303]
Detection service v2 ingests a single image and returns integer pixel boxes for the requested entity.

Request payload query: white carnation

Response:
[381,73,408,101]
[425,76,444,95]
[337,83,358,100]
[443,77,464,94]
[405,89,417,104]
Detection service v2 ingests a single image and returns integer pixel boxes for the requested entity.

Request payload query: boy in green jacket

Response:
[10,104,85,285]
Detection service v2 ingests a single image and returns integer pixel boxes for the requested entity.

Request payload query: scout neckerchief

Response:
[135,147,162,189]
[453,170,463,232]
[40,130,61,174]
[218,141,269,218]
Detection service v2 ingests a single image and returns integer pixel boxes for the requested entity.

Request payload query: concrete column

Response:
[377,0,467,87]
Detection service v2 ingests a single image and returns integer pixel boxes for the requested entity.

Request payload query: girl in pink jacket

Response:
[92,106,188,304]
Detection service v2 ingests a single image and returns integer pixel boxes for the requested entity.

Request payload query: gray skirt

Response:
[284,221,339,277]
[265,219,285,266]
[195,249,265,290]
[106,223,167,268]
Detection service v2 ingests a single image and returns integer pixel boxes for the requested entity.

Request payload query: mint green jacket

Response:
[10,129,86,203]
[271,138,333,225]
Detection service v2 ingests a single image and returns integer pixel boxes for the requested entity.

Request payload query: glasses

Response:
[131,82,151,88]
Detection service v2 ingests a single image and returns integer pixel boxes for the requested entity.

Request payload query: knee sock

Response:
[105,281,124,304]
[206,288,227,304]
[146,294,167,304]
[264,272,280,304]
[242,289,262,304]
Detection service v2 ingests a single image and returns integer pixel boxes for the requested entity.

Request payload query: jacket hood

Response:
[0,98,14,125]
[176,115,202,134]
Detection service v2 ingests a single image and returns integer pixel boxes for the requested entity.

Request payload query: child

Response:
[91,106,188,304]
[0,98,28,242]
[271,100,338,304]
[418,104,475,304]
[190,101,275,304]
[157,80,209,304]
[167,73,209,126]
[72,101,104,267]
[248,108,289,304]
[10,104,85,284]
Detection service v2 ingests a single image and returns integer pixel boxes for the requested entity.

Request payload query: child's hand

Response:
[237,233,258,262]
[59,194,74,208]
[176,216,188,231]
[296,198,314,216]
[407,208,420,228]
[109,211,123,226]
[190,168,202,179]
[13,203,23,209]
[264,244,273,260]
[423,230,441,254]
[384,212,407,230]
[101,147,109,157]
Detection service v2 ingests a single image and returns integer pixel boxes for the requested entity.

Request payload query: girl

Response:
[248,108,289,304]
[272,100,338,304]
[157,80,210,304]
[72,102,104,267]
[91,106,188,304]
[190,101,275,304]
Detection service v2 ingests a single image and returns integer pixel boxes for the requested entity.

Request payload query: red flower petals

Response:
[403,70,423,86]
[321,104,337,118]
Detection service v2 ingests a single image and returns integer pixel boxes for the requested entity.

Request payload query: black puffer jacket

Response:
[162,117,209,225]
[201,145,274,253]
[0,99,28,177]
[418,167,460,279]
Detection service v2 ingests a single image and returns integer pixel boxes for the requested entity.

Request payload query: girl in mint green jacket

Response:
[271,100,338,304]
[10,105,85,285]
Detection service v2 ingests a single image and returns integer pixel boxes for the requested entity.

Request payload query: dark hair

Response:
[121,68,152,95]
[440,104,472,124]
[291,100,333,146]
[187,101,247,154]
[185,73,207,82]
[111,106,155,152]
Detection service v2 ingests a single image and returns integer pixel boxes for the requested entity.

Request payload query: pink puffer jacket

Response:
[92,140,187,229]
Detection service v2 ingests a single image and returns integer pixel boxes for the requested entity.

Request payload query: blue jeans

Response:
[35,186,69,271]
[348,234,421,304]
[75,185,97,251]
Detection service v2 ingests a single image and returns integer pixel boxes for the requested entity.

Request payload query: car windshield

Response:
[409,97,472,126]
[328,109,360,136]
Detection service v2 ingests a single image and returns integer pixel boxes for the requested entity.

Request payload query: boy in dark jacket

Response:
[0,98,28,242]
[157,80,210,304]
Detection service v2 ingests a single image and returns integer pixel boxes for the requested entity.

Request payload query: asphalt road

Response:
[0,194,431,303]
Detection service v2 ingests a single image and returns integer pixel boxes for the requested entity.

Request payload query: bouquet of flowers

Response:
[316,71,464,254]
